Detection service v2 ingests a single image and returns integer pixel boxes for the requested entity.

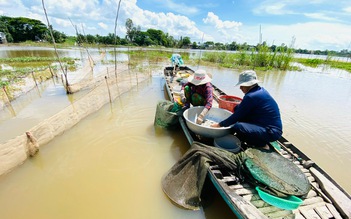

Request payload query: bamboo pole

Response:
[41,0,71,94]
[113,0,122,80]
[105,76,112,103]
[2,86,16,116]
[48,66,56,85]
[69,18,96,69]
[48,65,54,77]
[31,71,38,87]
[2,86,11,103]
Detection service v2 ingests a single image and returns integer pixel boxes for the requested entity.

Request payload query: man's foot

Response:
[262,144,270,150]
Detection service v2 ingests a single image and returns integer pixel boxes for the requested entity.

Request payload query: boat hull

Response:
[163,65,351,219]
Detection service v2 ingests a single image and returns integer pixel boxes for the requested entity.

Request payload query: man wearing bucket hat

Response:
[211,70,282,149]
[182,69,213,124]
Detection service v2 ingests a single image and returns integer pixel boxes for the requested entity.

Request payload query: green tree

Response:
[125,18,138,43]
[146,28,167,46]
[191,41,198,49]
[44,25,67,43]
[0,17,12,42]
[2,16,48,42]
[181,36,191,48]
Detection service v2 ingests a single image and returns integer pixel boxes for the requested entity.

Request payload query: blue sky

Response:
[1,0,350,51]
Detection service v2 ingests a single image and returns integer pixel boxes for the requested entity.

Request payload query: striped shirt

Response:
[183,82,213,110]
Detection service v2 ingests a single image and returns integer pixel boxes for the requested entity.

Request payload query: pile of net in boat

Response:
[161,141,311,210]
[154,100,182,128]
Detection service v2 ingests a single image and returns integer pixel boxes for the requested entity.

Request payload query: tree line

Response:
[0,16,350,57]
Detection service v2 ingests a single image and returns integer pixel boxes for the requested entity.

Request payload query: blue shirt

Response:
[219,86,282,132]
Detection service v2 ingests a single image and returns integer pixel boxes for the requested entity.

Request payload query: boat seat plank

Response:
[325,203,343,219]
[298,202,343,219]
[266,210,295,219]
[310,167,351,218]
[221,176,239,183]
[212,177,269,218]
[282,154,291,159]
[308,176,316,183]
[314,205,334,219]
[302,196,325,206]
[293,212,307,219]
[234,187,256,196]
[251,199,271,208]
[259,205,290,214]
[300,207,322,219]
[242,193,261,201]
[229,183,251,190]
[304,172,312,178]
[306,190,318,199]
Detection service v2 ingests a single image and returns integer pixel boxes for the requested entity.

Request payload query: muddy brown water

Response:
[0,47,350,218]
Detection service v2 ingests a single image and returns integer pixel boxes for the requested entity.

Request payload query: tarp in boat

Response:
[170,54,184,66]
[161,142,311,210]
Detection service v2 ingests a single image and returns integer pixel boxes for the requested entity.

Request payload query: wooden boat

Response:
[163,66,351,219]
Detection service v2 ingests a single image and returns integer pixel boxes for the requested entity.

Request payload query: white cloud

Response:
[253,2,294,15]
[1,0,350,51]
[98,22,108,30]
[304,13,340,22]
[158,0,198,15]
[344,7,351,13]
[247,22,351,50]
[203,12,242,30]
[117,2,204,41]
[0,0,27,17]
[200,12,243,43]
[0,0,13,6]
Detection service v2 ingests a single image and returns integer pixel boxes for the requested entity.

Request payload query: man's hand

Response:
[210,123,221,128]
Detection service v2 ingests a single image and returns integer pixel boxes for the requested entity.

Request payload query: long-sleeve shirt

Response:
[219,86,282,132]
[183,82,213,110]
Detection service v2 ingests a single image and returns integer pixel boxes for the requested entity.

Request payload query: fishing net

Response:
[154,100,181,128]
[161,141,245,210]
[161,142,311,210]
[0,66,150,176]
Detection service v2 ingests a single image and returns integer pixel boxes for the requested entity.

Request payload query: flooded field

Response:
[0,46,350,218]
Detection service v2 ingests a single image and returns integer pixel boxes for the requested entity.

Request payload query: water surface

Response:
[0,47,350,219]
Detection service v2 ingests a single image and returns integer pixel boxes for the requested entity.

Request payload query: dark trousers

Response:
[232,122,282,147]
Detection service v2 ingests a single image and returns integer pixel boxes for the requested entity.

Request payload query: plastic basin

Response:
[183,106,232,138]
[256,187,303,210]
[214,134,241,153]
[218,95,242,113]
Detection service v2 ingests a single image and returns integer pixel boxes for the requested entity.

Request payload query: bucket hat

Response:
[235,70,260,87]
[187,69,212,85]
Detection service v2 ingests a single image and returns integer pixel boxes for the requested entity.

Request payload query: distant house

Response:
[0,32,7,44]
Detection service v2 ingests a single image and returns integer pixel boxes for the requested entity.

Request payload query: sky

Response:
[1,0,351,51]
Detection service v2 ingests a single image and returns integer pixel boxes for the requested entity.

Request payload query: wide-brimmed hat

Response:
[235,70,260,87]
[187,69,212,85]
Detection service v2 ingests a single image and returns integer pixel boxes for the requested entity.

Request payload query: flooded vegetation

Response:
[0,46,350,218]
[202,44,294,70]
